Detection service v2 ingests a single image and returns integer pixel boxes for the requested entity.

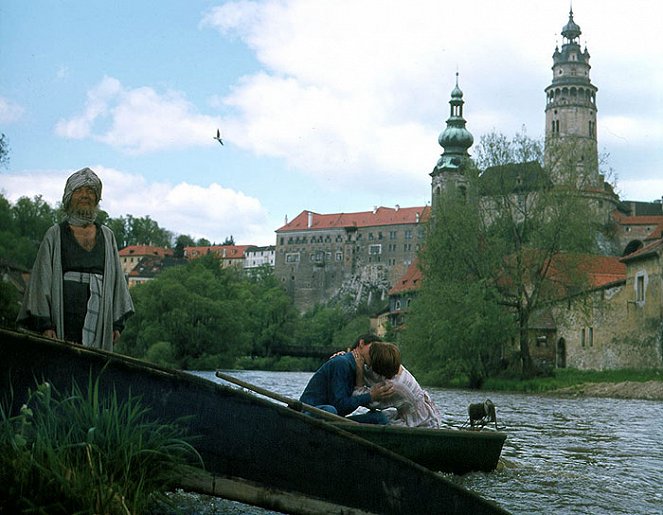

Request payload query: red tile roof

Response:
[119,245,173,257]
[572,255,627,288]
[612,211,663,226]
[277,206,430,233]
[389,260,422,295]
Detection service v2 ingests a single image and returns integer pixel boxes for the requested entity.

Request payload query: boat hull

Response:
[333,423,506,474]
[0,329,509,514]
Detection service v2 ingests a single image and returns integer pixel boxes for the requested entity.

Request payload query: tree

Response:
[173,234,195,258]
[221,235,235,246]
[117,255,298,369]
[106,214,172,248]
[0,195,58,268]
[403,130,601,381]
[401,177,514,387]
[11,195,57,244]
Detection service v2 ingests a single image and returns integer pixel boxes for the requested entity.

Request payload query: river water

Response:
[181,370,662,515]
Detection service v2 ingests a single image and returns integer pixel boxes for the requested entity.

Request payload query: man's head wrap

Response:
[62,167,102,210]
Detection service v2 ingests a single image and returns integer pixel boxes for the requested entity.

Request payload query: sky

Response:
[1,0,662,246]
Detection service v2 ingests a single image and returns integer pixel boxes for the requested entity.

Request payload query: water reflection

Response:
[190,370,662,515]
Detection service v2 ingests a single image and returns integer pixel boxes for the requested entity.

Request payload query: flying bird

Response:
[214,128,224,146]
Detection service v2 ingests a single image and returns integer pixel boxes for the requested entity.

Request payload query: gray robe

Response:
[17,224,134,351]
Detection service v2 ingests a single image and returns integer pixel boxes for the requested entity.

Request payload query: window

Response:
[368,244,382,255]
[335,251,343,261]
[404,230,413,240]
[636,274,645,302]
[285,253,300,263]
[389,231,397,240]
[581,327,594,347]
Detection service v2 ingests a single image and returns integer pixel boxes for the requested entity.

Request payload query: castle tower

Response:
[544,8,618,219]
[544,8,600,187]
[431,73,474,208]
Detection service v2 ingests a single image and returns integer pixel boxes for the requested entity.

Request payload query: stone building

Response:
[274,206,428,311]
[547,238,663,370]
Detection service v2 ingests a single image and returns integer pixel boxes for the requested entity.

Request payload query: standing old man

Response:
[17,167,134,351]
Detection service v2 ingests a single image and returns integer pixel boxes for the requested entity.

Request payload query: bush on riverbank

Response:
[0,379,202,514]
[482,368,663,394]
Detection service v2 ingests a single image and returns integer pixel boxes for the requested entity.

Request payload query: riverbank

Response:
[549,380,663,401]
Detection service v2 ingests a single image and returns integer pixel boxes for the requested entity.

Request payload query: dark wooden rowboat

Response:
[0,328,509,515]
[331,423,506,475]
[214,370,507,475]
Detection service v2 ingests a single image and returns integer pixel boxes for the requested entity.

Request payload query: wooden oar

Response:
[215,370,357,424]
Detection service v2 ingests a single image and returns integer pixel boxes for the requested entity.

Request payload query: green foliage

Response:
[106,214,173,248]
[145,341,178,368]
[0,193,58,268]
[293,304,370,350]
[401,184,515,387]
[483,367,663,393]
[173,234,196,258]
[0,280,21,328]
[118,255,298,369]
[0,380,201,514]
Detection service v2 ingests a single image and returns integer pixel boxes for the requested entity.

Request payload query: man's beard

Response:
[66,205,98,226]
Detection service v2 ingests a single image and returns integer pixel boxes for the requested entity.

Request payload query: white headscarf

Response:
[62,167,102,226]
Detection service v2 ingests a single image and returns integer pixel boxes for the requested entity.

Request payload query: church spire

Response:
[436,73,474,169]
[430,74,474,205]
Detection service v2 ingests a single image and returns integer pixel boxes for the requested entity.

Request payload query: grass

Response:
[483,368,663,394]
[0,378,202,514]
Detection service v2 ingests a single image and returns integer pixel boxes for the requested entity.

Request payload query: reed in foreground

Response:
[0,378,202,514]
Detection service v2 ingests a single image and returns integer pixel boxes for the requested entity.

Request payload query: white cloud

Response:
[55,77,223,154]
[0,97,25,124]
[201,0,663,196]
[0,167,273,245]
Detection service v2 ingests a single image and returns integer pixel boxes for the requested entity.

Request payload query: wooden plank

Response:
[179,470,375,515]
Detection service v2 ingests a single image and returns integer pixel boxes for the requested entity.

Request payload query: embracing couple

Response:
[299,334,440,428]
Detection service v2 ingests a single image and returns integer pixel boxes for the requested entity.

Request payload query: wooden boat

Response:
[331,423,506,475]
[214,370,507,475]
[0,328,509,515]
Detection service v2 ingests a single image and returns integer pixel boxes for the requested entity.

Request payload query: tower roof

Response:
[434,73,473,173]
[561,8,581,43]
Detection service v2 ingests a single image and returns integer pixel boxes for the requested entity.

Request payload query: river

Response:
[176,370,662,515]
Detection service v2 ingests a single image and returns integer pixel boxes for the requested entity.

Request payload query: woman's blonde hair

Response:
[369,342,401,379]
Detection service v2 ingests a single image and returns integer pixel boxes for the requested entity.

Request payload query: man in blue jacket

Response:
[299,334,394,424]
